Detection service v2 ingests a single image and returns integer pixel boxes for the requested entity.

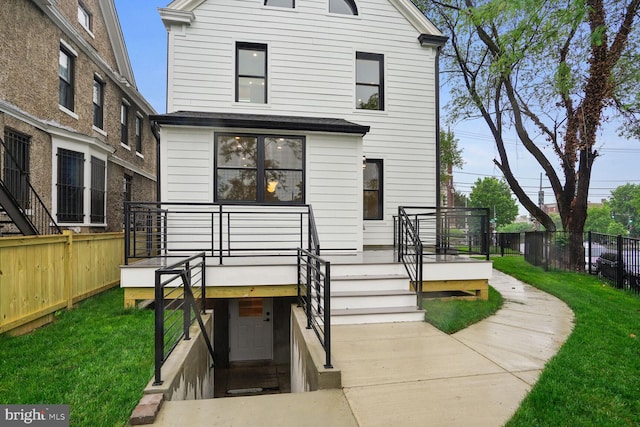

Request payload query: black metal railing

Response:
[297,248,332,368]
[124,202,316,265]
[153,252,215,385]
[0,136,61,235]
[491,232,524,256]
[397,207,424,308]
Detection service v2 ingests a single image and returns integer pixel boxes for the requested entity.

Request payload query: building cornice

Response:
[158,8,196,31]
[389,0,443,37]
[109,156,157,181]
[418,34,449,47]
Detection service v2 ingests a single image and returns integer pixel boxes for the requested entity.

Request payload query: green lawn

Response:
[422,285,503,333]
[0,288,154,427]
[492,256,640,427]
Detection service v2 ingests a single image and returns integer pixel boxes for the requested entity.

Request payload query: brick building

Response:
[0,0,156,234]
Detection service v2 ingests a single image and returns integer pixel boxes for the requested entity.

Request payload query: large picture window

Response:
[57,148,84,222]
[215,134,304,203]
[236,43,267,103]
[356,52,384,110]
[363,159,383,220]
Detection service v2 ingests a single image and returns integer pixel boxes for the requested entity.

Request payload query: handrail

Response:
[296,247,332,368]
[0,136,61,235]
[153,252,214,385]
[124,201,315,265]
[397,207,423,308]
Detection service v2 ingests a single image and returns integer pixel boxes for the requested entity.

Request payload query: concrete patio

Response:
[150,269,574,426]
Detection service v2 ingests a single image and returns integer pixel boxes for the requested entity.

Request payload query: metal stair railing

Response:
[0,136,61,235]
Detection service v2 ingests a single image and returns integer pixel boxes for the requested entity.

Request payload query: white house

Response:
[121,0,492,381]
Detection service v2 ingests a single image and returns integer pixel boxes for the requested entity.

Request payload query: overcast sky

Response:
[114,1,640,212]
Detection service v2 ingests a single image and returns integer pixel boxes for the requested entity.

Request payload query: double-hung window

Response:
[356,52,384,110]
[236,43,267,104]
[93,77,104,129]
[363,159,383,220]
[90,156,105,223]
[121,102,129,146]
[215,134,304,203]
[59,46,75,111]
[78,2,92,32]
[57,148,84,223]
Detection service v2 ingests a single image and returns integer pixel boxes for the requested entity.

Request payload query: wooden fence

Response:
[0,231,124,335]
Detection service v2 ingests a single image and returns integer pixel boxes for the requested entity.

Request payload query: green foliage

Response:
[492,257,640,426]
[469,177,519,227]
[497,220,535,233]
[423,286,503,334]
[584,204,613,233]
[0,289,154,427]
[609,183,640,237]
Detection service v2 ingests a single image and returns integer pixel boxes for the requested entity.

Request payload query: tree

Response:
[421,0,640,269]
[497,221,535,233]
[468,177,518,227]
[440,129,464,206]
[584,204,614,233]
[609,183,640,236]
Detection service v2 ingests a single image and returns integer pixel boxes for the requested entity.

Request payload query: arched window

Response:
[264,0,294,7]
[329,0,358,15]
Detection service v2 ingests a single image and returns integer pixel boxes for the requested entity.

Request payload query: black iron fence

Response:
[297,248,332,368]
[491,232,523,256]
[124,202,317,265]
[0,136,61,235]
[153,252,215,385]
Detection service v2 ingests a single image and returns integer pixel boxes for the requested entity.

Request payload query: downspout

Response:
[150,121,161,202]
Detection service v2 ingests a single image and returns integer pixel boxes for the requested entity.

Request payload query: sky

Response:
[113,1,640,213]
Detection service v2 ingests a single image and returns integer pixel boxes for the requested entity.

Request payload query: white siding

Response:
[164,0,439,246]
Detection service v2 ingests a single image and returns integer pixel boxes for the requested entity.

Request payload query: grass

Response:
[0,288,154,427]
[422,286,503,334]
[492,257,640,427]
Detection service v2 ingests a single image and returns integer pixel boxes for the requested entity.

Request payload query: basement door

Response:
[229,297,273,361]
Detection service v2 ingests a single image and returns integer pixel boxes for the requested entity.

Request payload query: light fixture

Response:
[267,180,278,193]
[362,156,367,169]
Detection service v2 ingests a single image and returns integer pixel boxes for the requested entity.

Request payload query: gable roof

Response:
[162,0,444,39]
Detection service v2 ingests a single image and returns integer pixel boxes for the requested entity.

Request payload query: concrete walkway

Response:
[151,270,574,426]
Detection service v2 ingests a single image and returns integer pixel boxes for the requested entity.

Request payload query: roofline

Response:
[32,0,156,115]
[418,34,449,47]
[150,113,371,136]
[98,0,136,87]
[389,0,443,37]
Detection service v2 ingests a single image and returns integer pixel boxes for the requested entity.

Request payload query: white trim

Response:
[59,39,78,57]
[120,142,132,151]
[109,155,157,181]
[59,104,79,120]
[165,0,207,12]
[93,125,107,137]
[121,98,131,106]
[159,8,196,31]
[388,0,442,36]
[136,152,145,159]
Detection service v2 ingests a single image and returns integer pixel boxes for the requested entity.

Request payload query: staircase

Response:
[330,261,425,325]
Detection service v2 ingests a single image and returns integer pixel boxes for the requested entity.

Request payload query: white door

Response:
[229,297,273,361]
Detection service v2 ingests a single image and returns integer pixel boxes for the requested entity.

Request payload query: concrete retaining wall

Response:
[290,306,341,392]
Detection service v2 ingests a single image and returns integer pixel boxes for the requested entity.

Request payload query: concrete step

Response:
[331,290,417,310]
[330,262,406,277]
[331,274,411,292]
[331,306,425,325]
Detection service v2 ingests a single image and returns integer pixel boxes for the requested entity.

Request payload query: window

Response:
[356,52,384,110]
[265,0,294,7]
[57,148,84,223]
[135,115,143,154]
[124,175,132,202]
[330,0,358,15]
[236,43,267,104]
[3,129,30,208]
[363,159,383,220]
[90,156,105,223]
[59,46,75,111]
[121,102,129,146]
[78,2,92,32]
[215,134,304,203]
[93,77,104,129]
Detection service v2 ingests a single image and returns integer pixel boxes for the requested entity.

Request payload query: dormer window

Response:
[329,0,358,15]
[264,0,294,7]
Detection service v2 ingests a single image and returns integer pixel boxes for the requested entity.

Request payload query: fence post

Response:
[617,234,624,289]
[63,230,73,309]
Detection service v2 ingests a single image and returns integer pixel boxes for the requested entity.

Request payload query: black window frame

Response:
[56,148,84,223]
[264,0,295,7]
[93,76,104,129]
[59,45,75,111]
[235,42,268,104]
[3,128,31,209]
[363,159,383,220]
[214,133,305,204]
[90,156,105,223]
[356,51,384,111]
[135,115,143,154]
[329,0,358,15]
[121,102,129,146]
